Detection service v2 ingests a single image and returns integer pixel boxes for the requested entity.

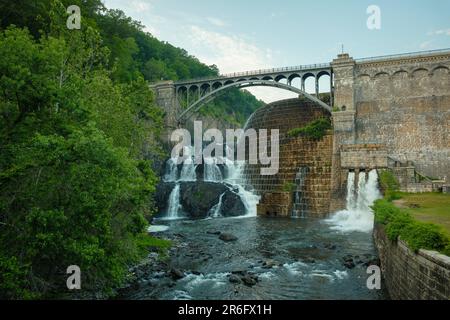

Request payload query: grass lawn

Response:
[393,193,450,235]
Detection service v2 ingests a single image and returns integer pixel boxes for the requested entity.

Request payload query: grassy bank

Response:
[393,193,450,234]
[373,171,450,256]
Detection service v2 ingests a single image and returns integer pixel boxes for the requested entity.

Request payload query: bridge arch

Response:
[177,79,332,123]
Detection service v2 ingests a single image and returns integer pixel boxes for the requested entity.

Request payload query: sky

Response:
[102,0,450,102]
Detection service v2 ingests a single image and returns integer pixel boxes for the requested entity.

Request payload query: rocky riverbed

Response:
[118,216,387,300]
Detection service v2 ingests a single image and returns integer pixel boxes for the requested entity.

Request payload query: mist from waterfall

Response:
[326,170,382,233]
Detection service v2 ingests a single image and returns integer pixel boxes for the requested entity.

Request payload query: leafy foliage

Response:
[0,10,164,299]
[378,170,401,201]
[287,117,332,140]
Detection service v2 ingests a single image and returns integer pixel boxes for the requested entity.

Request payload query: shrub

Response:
[400,222,449,253]
[378,170,401,201]
[372,200,450,255]
[372,199,402,224]
[287,117,332,140]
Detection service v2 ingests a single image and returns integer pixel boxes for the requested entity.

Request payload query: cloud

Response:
[188,26,271,73]
[419,40,434,49]
[130,0,151,12]
[206,17,226,27]
[427,28,450,36]
[103,0,163,37]
[186,25,298,102]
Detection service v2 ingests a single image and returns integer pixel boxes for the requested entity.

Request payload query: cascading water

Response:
[179,157,197,181]
[327,169,382,232]
[224,160,260,217]
[204,157,223,182]
[208,192,225,218]
[292,167,309,218]
[161,150,260,219]
[163,158,178,182]
[166,183,182,220]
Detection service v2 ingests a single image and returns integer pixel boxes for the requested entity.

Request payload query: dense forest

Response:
[0,0,263,299]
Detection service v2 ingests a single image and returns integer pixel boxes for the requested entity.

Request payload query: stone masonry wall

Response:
[373,223,450,300]
[353,54,450,182]
[244,98,333,217]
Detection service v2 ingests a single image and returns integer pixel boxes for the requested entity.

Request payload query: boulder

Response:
[220,189,247,217]
[228,274,242,284]
[262,259,279,269]
[169,268,185,280]
[219,233,238,242]
[155,181,247,219]
[154,182,176,213]
[180,182,228,219]
[241,274,258,287]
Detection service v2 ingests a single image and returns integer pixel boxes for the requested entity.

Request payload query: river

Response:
[119,153,388,300]
[122,214,387,300]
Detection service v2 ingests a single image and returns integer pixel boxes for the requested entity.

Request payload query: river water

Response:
[125,153,387,300]
[127,215,387,300]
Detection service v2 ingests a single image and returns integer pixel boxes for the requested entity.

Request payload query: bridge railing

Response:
[173,48,450,85]
[355,48,450,63]
[175,63,331,85]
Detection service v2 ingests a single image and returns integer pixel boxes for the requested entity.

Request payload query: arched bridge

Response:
[173,63,333,123]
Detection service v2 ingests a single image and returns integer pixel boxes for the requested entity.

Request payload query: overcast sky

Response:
[102,0,450,102]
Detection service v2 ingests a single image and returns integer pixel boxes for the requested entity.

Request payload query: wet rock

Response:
[231,270,246,275]
[169,268,185,280]
[220,190,247,217]
[154,182,176,213]
[219,233,238,242]
[241,274,258,287]
[342,255,356,269]
[343,255,354,262]
[228,274,242,284]
[324,243,337,250]
[262,259,279,269]
[343,260,356,269]
[180,182,228,219]
[364,258,380,267]
[303,257,316,264]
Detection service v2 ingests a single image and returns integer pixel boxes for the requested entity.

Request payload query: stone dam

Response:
[154,49,450,218]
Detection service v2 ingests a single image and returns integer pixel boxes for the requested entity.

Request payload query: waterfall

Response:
[163,158,178,182]
[179,157,197,181]
[204,157,223,182]
[166,183,182,220]
[327,170,382,232]
[292,167,309,218]
[161,151,259,219]
[224,160,260,217]
[208,192,225,218]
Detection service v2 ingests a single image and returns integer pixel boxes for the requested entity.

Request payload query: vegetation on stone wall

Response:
[287,117,332,140]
